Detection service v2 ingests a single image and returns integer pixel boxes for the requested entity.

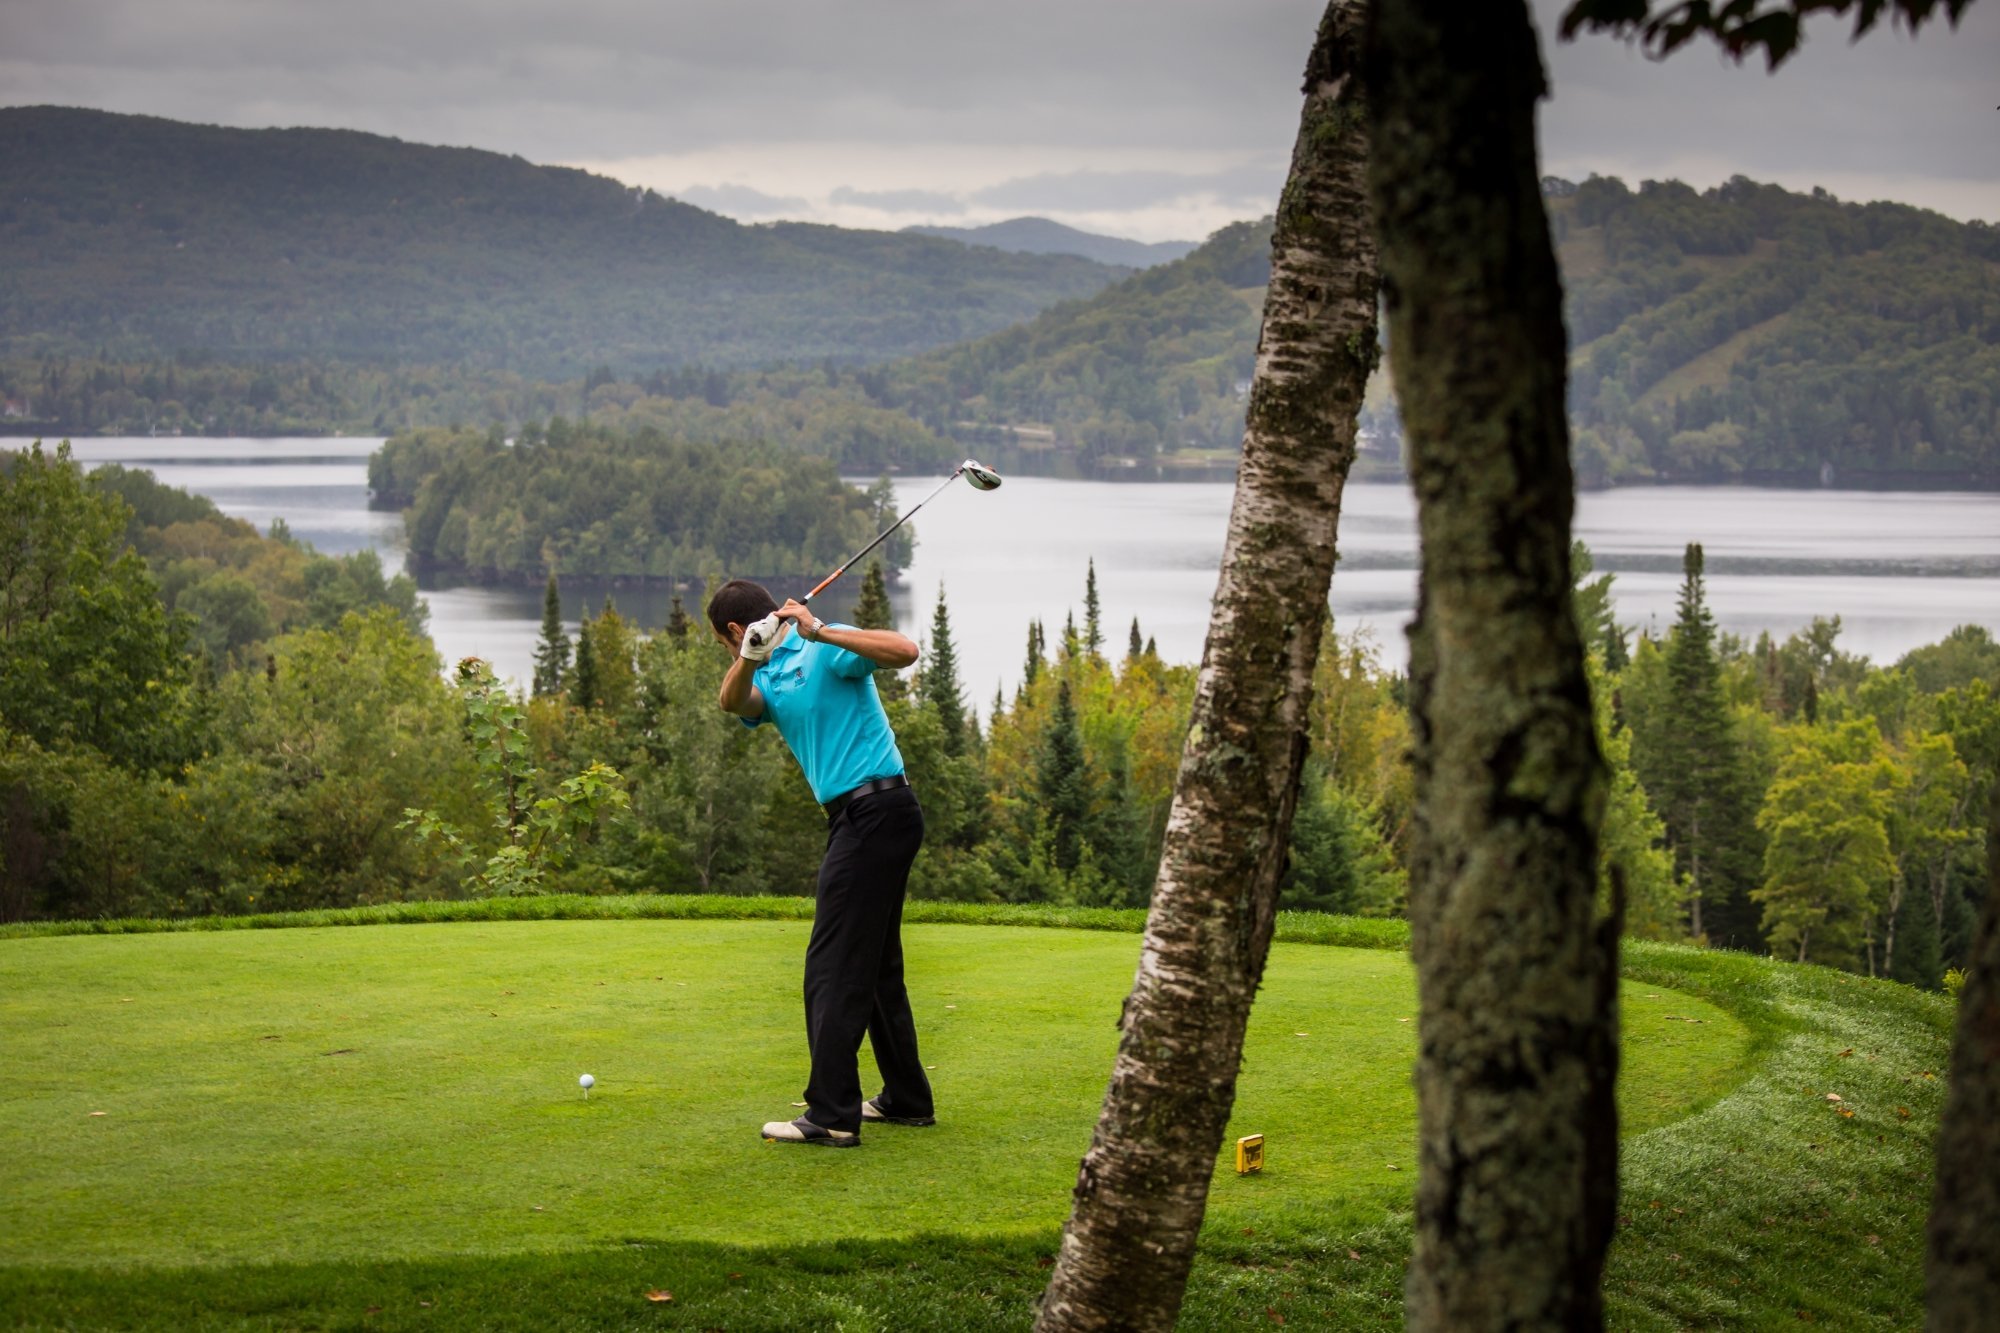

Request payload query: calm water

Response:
[53,437,2000,709]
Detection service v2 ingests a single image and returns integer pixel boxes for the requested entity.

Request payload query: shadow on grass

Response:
[0,1229,1411,1332]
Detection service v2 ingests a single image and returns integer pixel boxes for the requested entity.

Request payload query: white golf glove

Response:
[740,613,788,663]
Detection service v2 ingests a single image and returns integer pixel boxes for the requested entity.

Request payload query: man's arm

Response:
[775,600,918,669]
[718,654,765,717]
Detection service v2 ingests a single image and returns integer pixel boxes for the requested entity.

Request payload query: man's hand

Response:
[740,612,788,662]
[773,599,824,642]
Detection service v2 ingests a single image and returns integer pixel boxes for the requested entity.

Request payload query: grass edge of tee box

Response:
[0,894,1411,952]
[0,899,1958,1331]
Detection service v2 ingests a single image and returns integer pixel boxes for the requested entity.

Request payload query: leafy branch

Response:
[399,657,629,896]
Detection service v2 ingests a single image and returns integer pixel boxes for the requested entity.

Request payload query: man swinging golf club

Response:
[708,463,998,1146]
[710,582,936,1146]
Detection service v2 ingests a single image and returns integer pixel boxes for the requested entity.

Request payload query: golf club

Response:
[801,458,1002,605]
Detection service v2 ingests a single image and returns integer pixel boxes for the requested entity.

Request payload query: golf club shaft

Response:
[802,467,963,604]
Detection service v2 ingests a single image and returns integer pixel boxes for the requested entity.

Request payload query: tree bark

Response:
[1927,793,2000,1330]
[1362,3,1618,1329]
[1033,5,1377,1328]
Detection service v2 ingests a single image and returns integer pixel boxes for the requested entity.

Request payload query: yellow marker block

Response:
[1235,1134,1265,1175]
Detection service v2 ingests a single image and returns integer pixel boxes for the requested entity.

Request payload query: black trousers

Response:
[803,785,932,1133]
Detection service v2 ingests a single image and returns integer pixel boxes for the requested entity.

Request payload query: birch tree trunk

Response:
[1034,4,1376,1327]
[1362,3,1619,1327]
[1927,795,2000,1330]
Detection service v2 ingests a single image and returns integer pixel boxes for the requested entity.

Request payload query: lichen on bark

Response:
[1033,3,1379,1329]
[1363,0,1619,1327]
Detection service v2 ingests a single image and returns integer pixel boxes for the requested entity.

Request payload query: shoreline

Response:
[15,430,1998,494]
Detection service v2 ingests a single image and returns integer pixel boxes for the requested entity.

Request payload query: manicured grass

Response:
[0,903,1953,1330]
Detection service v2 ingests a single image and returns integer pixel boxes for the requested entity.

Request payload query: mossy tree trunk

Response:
[1927,795,2000,1330]
[1033,4,1378,1328]
[1362,2,1618,1327]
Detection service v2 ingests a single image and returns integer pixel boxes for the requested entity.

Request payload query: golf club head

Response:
[960,459,1003,491]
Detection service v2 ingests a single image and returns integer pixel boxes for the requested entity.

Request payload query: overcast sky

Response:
[3,0,1994,242]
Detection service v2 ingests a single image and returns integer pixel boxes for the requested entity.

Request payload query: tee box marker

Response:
[1236,1133,1265,1175]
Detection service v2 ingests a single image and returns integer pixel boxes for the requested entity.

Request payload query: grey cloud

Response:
[829,186,966,214]
[1533,0,2000,206]
[0,0,1320,161]
[675,183,808,216]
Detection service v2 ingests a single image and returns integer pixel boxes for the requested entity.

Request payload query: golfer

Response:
[708,579,937,1147]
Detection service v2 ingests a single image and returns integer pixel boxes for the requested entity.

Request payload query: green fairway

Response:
[0,905,1954,1329]
[4,919,1738,1267]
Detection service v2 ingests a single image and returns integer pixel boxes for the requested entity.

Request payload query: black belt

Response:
[823,774,910,821]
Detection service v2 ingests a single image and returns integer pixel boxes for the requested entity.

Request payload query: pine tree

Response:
[1145,634,1157,658]
[1636,543,1761,945]
[1128,616,1144,663]
[532,572,570,697]
[922,586,968,756]
[1084,558,1104,659]
[1604,626,1629,673]
[1062,610,1081,661]
[665,593,691,642]
[1890,884,1944,989]
[855,559,894,630]
[853,559,903,699]
[1036,676,1090,873]
[588,598,638,714]
[568,610,600,711]
[1024,619,1045,687]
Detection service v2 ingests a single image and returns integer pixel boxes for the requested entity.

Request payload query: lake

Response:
[52,437,2000,712]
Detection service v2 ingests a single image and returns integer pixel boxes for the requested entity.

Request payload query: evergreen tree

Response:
[852,559,904,700]
[1062,610,1081,661]
[664,593,691,642]
[568,610,600,711]
[1633,543,1763,945]
[532,573,570,697]
[1024,619,1045,687]
[1084,558,1105,659]
[587,599,639,715]
[1036,676,1090,873]
[1603,626,1629,673]
[854,559,894,631]
[1128,617,1144,663]
[1890,886,1944,990]
[921,586,968,756]
[1145,635,1157,658]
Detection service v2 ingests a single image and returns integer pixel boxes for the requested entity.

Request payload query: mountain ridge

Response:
[0,105,1124,375]
[903,218,1196,269]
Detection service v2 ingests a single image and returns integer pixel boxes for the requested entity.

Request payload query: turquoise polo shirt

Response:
[740,623,906,804]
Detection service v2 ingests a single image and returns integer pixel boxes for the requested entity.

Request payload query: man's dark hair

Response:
[707,579,778,636]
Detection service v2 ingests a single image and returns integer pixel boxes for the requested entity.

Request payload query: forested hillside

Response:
[1562,176,2000,486]
[881,179,2000,484]
[9,117,1995,490]
[884,219,1275,466]
[0,107,1121,375]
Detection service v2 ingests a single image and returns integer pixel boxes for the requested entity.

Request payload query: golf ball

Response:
[579,1073,595,1089]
